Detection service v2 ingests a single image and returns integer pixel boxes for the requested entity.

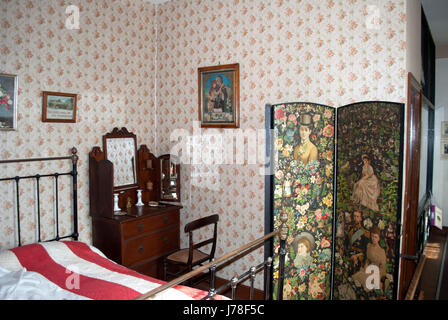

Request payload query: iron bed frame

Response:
[0,147,288,300]
[0,147,79,247]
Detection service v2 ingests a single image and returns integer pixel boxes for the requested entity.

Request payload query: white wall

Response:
[434,58,448,226]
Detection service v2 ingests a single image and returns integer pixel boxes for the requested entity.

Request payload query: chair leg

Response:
[185,266,192,286]
[163,259,167,281]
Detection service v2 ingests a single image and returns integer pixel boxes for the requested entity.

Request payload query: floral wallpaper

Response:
[154,0,407,288]
[0,0,157,248]
[1,0,409,293]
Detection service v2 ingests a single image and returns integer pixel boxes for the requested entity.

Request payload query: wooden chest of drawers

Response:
[91,205,180,279]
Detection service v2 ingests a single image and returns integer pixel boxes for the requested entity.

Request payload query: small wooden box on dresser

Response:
[89,127,181,279]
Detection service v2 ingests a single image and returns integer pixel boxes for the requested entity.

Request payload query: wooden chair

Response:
[163,214,219,284]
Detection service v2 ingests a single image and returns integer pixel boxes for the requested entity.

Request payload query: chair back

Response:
[184,214,219,266]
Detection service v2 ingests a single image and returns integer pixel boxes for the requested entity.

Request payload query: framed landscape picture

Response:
[0,73,18,131]
[42,91,77,123]
[198,63,239,128]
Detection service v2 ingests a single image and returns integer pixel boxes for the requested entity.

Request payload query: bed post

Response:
[230,277,238,300]
[264,257,272,300]
[71,147,79,241]
[14,177,21,247]
[249,266,256,300]
[277,211,288,300]
[207,264,217,299]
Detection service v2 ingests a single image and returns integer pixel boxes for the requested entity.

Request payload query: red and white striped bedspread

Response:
[0,241,224,300]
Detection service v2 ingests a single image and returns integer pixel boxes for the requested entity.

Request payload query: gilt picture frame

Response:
[0,73,18,131]
[42,91,77,123]
[198,63,239,128]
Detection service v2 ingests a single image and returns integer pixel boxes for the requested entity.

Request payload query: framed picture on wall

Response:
[0,73,18,131]
[198,63,239,128]
[442,121,448,139]
[441,139,448,160]
[42,91,77,123]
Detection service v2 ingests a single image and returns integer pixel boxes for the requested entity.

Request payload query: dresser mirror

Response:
[159,154,180,201]
[103,127,139,191]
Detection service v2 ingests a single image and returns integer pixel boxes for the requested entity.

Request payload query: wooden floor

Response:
[420,226,448,300]
[435,228,448,300]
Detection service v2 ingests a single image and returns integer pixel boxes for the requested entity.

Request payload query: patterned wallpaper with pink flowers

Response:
[0,0,157,248]
[1,0,410,294]
[154,0,408,289]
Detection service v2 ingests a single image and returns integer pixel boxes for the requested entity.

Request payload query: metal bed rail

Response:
[0,147,79,246]
[204,255,273,300]
[135,212,289,300]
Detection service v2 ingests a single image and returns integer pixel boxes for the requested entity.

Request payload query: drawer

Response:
[123,210,179,240]
[123,227,179,267]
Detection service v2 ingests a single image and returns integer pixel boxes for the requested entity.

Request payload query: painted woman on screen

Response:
[352,154,380,212]
[352,226,391,293]
[292,232,315,271]
[293,113,318,165]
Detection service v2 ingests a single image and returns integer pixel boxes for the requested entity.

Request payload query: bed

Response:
[0,240,220,300]
[0,148,287,300]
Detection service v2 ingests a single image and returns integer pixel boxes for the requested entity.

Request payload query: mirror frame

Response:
[103,127,139,192]
[159,154,180,202]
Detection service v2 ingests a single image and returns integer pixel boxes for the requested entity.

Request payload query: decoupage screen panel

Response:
[272,103,335,300]
[333,102,404,300]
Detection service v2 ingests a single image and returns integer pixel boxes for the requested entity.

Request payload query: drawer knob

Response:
[138,245,144,253]
[138,224,143,232]
[164,216,168,223]
[163,236,168,243]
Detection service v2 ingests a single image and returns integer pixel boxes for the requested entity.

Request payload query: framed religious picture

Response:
[198,63,239,128]
[42,91,77,123]
[0,73,18,131]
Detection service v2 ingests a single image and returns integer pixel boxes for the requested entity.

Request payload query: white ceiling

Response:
[422,0,448,46]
